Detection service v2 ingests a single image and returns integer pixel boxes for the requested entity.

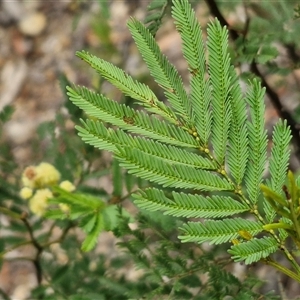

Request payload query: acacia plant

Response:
[67,0,300,283]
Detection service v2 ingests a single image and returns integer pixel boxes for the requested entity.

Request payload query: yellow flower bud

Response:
[238,230,253,241]
[20,187,33,200]
[29,188,53,217]
[21,166,37,188]
[231,239,240,245]
[59,180,75,192]
[59,203,70,213]
[35,162,61,187]
[21,162,60,188]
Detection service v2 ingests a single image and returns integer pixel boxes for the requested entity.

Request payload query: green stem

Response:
[264,259,300,283]
[228,176,300,277]
[198,137,300,279]
[289,199,300,241]
[263,222,293,231]
[281,245,300,275]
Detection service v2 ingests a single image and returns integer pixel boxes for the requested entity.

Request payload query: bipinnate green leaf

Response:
[172,0,211,146]
[263,120,291,222]
[134,188,248,218]
[116,147,234,191]
[145,0,169,35]
[76,50,176,123]
[102,205,133,231]
[172,0,203,72]
[44,209,66,220]
[81,211,104,252]
[207,19,232,165]
[179,218,263,245]
[75,120,117,152]
[81,213,97,233]
[245,79,267,203]
[67,0,296,268]
[77,119,216,170]
[256,45,279,64]
[127,18,192,123]
[47,187,106,251]
[228,237,278,264]
[67,86,197,148]
[50,187,105,210]
[227,67,248,185]
[267,119,292,193]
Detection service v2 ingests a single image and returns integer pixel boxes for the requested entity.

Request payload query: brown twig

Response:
[204,0,238,40]
[41,221,74,248]
[20,214,43,284]
[19,215,75,286]
[250,62,300,160]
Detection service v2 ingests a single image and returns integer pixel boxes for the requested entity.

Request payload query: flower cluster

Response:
[20,162,75,216]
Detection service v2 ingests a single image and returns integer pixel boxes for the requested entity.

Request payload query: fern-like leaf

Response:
[145,0,169,36]
[77,119,216,170]
[81,211,104,252]
[264,119,291,221]
[51,187,105,210]
[245,79,267,203]
[228,237,278,264]
[134,188,248,218]
[127,18,192,123]
[227,67,248,186]
[172,0,211,146]
[67,86,197,148]
[76,50,177,124]
[179,218,263,245]
[116,147,234,191]
[207,19,232,165]
[269,121,292,189]
[67,0,294,267]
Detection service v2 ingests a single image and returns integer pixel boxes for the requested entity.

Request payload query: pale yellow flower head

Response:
[21,166,37,188]
[29,188,53,217]
[20,187,33,200]
[59,203,70,213]
[59,180,76,192]
[21,162,60,188]
[34,163,61,187]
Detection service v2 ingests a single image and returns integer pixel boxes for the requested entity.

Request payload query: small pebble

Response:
[18,13,46,37]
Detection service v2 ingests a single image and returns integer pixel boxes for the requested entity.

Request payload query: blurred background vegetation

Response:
[1,0,300,299]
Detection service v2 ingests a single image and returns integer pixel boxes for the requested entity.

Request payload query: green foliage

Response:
[113,209,272,299]
[68,0,300,285]
[294,4,300,19]
[207,20,231,165]
[0,105,14,124]
[229,237,278,265]
[46,187,107,251]
[180,218,263,245]
[128,17,192,124]
[245,79,267,204]
[144,0,171,36]
[2,0,300,299]
[0,105,16,176]
[134,188,248,218]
